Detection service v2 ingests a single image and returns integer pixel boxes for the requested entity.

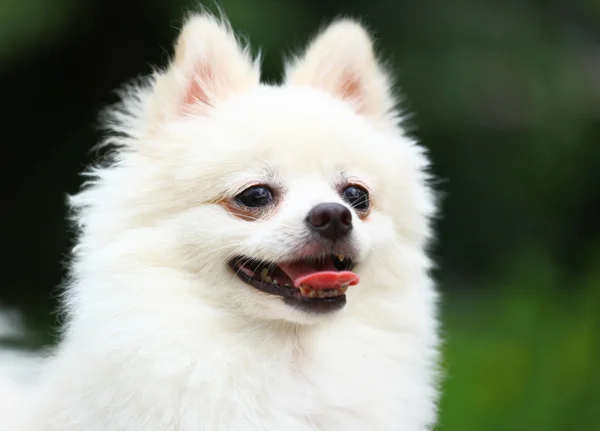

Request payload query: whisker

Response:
[175,242,245,270]
[230,255,255,285]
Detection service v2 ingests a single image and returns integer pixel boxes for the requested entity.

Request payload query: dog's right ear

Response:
[284,19,398,131]
[148,14,260,123]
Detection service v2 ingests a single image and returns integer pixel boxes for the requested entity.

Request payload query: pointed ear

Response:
[285,20,398,127]
[150,14,260,121]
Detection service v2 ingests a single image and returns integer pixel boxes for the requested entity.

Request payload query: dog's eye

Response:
[236,186,274,208]
[341,186,370,211]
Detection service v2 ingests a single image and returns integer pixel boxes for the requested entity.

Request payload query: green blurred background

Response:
[1,0,599,429]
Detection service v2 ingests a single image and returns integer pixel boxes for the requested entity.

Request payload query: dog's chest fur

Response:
[32,313,431,431]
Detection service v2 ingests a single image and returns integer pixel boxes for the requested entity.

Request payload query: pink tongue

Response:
[279,262,360,290]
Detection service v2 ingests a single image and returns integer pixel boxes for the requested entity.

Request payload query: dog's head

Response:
[73,15,435,325]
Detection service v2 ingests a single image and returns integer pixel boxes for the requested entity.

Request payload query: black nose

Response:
[305,202,352,241]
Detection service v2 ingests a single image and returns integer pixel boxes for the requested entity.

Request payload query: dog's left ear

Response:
[285,20,398,128]
[148,14,260,123]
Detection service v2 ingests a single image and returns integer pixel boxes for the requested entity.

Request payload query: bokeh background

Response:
[1,0,599,429]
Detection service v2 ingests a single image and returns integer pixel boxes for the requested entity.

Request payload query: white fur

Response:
[1,13,440,430]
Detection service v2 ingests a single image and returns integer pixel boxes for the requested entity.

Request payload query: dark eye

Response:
[236,186,274,208]
[342,185,370,211]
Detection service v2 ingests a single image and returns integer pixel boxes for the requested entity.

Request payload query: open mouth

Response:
[228,254,360,313]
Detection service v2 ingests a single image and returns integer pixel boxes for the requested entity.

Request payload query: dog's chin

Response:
[228,252,360,317]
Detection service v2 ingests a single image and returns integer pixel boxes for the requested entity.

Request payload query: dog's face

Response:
[86,16,434,324]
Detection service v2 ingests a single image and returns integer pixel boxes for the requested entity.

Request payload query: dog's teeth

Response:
[260,268,269,280]
[297,283,350,298]
[272,278,278,285]
[299,284,310,295]
[337,254,345,262]
[300,284,317,298]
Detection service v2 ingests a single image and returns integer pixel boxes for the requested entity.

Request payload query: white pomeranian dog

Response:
[0,11,440,431]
